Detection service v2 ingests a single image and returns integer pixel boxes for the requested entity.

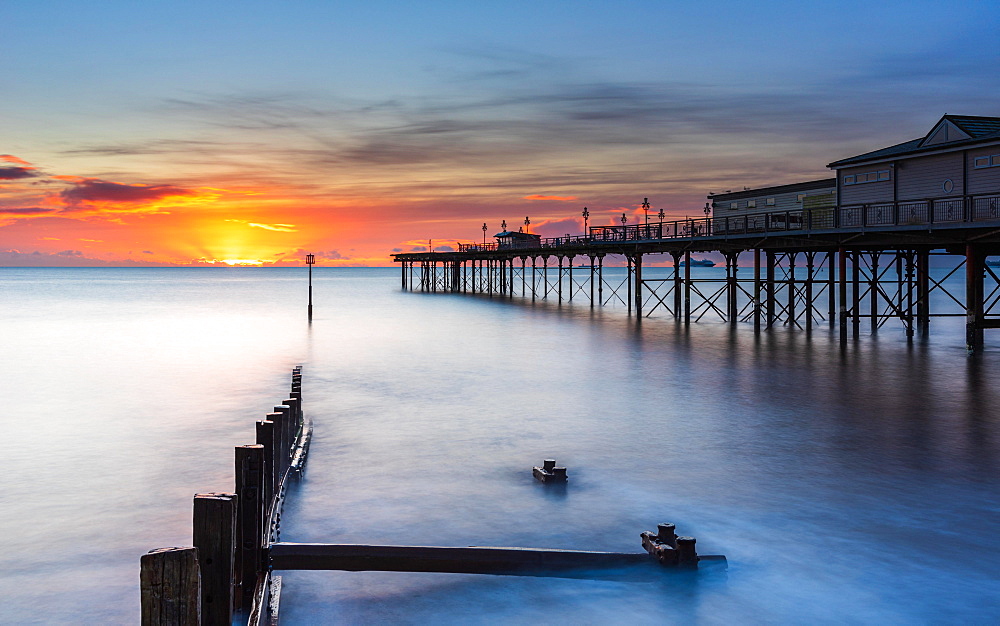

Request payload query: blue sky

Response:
[2,0,998,264]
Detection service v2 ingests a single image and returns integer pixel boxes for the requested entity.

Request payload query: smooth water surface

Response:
[1,267,998,624]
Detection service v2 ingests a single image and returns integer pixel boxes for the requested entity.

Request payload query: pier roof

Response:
[708,178,834,201]
[828,114,1000,168]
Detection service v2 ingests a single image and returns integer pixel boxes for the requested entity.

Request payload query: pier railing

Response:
[140,366,311,626]
[457,193,1000,252]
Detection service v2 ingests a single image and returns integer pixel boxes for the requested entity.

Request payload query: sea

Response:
[1,266,998,624]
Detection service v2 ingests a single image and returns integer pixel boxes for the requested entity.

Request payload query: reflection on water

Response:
[1,268,998,623]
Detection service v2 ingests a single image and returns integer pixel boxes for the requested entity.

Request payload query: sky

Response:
[2,0,998,266]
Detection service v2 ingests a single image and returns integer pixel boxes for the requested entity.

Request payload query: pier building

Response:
[393,114,1000,353]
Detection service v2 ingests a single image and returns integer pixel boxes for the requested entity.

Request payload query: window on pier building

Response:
[747,200,756,208]
[730,202,738,210]
[766,198,775,206]
[844,169,891,185]
[973,154,1000,169]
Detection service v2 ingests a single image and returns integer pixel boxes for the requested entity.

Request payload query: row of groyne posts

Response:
[140,367,312,625]
[141,370,726,625]
[398,243,1000,352]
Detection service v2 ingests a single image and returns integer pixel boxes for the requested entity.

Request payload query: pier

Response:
[393,194,1000,353]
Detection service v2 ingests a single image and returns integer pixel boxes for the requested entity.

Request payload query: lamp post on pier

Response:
[482,223,488,246]
[582,207,589,235]
[524,216,530,234]
[642,197,650,225]
[306,253,315,322]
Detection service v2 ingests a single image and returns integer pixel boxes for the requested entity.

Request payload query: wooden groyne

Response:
[140,366,310,625]
[141,368,725,624]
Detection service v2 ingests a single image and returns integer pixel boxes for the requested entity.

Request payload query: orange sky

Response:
[0,151,730,266]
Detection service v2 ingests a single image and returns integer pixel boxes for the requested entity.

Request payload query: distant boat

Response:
[678,258,716,267]
[575,264,598,269]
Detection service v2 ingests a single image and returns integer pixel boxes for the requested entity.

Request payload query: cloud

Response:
[0,207,56,215]
[224,219,298,232]
[60,178,193,205]
[1,155,34,167]
[0,167,38,180]
[523,195,578,201]
[56,249,84,257]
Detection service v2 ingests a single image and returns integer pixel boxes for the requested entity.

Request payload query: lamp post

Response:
[524,216,530,233]
[621,212,627,226]
[501,219,507,232]
[658,207,665,222]
[642,197,650,225]
[482,223,488,246]
[582,207,589,235]
[305,253,316,322]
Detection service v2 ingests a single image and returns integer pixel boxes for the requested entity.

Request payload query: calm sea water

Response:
[1,266,998,624]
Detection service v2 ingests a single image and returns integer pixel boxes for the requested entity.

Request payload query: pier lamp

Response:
[621,212,627,226]
[658,208,665,222]
[704,202,712,217]
[582,207,589,235]
[501,219,507,232]
[524,216,530,233]
[305,253,316,322]
[642,197,650,225]
[482,222,488,245]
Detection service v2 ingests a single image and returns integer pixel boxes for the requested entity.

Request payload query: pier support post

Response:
[684,251,691,323]
[870,252,880,332]
[753,248,761,331]
[598,254,605,306]
[634,253,643,320]
[765,251,776,328]
[140,547,201,625]
[727,252,738,325]
[966,243,985,354]
[568,255,575,302]
[828,250,837,327]
[917,249,930,334]
[852,251,861,337]
[839,247,848,342]
[787,252,796,327]
[193,493,236,626]
[805,252,815,331]
[673,252,682,320]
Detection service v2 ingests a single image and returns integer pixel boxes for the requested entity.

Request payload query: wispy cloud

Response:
[225,219,298,232]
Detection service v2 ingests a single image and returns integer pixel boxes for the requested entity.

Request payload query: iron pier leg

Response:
[805,252,815,332]
[852,251,862,337]
[828,250,836,327]
[765,251,776,329]
[598,255,604,305]
[904,251,915,338]
[627,255,633,316]
[917,249,930,334]
[521,257,526,298]
[839,247,848,343]
[543,256,549,299]
[635,253,643,320]
[753,248,761,332]
[531,257,537,300]
[684,251,691,324]
[674,252,683,321]
[966,243,985,354]
[728,252,738,325]
[788,252,796,327]
[870,252,880,333]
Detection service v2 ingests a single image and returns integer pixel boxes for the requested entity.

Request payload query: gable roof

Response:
[709,178,835,201]
[828,114,1000,168]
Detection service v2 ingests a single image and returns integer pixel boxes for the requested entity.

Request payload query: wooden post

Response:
[235,445,265,612]
[676,536,698,568]
[255,421,275,507]
[193,493,236,626]
[140,547,201,625]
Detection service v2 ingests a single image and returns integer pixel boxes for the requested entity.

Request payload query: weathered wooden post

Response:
[256,421,276,506]
[140,547,201,625]
[235,445,265,612]
[266,412,287,483]
[193,493,236,626]
[676,536,698,567]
